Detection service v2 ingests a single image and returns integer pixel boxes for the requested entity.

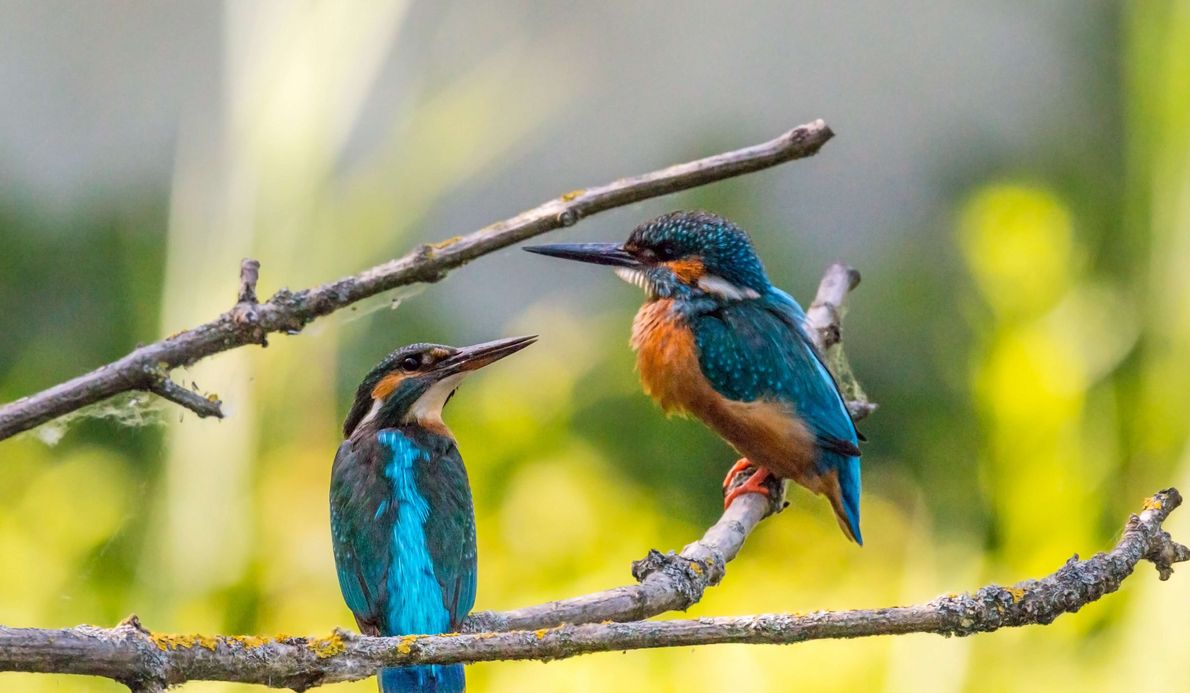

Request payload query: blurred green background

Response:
[2,1,1189,691]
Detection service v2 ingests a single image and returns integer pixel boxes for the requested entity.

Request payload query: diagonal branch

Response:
[0,120,835,442]
[464,490,770,632]
[1,489,1182,691]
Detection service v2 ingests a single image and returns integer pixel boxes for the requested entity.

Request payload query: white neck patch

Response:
[697,274,760,301]
[401,373,466,428]
[356,397,386,430]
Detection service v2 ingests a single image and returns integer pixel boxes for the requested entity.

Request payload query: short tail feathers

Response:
[380,664,465,693]
[822,451,863,545]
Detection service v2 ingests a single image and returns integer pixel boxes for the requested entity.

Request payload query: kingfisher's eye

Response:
[400,356,420,372]
[655,242,678,261]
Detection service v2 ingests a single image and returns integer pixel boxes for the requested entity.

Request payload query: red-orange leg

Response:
[722,458,755,490]
[722,459,774,508]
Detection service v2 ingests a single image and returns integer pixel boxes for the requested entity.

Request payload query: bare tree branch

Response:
[145,379,223,420]
[1,489,1182,691]
[0,120,835,441]
[806,261,859,351]
[237,258,261,305]
[807,261,877,420]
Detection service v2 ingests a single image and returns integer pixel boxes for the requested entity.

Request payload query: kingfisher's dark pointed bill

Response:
[524,243,641,268]
[443,335,537,374]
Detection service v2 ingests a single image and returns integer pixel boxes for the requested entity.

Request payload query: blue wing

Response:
[764,288,860,447]
[691,287,863,543]
[330,436,397,635]
[691,288,858,448]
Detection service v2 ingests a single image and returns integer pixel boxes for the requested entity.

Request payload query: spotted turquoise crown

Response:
[627,211,771,293]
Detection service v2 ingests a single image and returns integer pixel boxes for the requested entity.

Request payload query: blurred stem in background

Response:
[1113,1,1190,688]
[1126,0,1190,483]
[149,0,412,630]
[952,2,1190,690]
[147,3,571,690]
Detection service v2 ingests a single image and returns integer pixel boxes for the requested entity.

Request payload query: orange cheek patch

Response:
[371,372,404,400]
[665,258,705,283]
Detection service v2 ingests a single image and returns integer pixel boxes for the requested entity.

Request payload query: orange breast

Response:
[630,300,817,482]
[631,300,701,412]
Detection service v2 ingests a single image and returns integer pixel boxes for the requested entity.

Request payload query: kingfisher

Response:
[525,211,863,544]
[330,335,536,692]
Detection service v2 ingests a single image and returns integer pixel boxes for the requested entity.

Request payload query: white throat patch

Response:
[614,267,655,295]
[697,274,760,301]
[402,373,466,428]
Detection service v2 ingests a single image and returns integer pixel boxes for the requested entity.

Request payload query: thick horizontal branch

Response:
[1,489,1182,690]
[465,262,863,631]
[0,120,835,441]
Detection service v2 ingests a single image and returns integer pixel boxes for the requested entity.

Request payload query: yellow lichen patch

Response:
[689,562,704,576]
[150,633,219,652]
[430,236,462,250]
[561,189,585,202]
[206,393,220,402]
[224,634,276,649]
[396,635,418,655]
[1005,586,1027,603]
[308,632,346,659]
[1144,497,1164,512]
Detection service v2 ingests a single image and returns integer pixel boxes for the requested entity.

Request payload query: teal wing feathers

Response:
[330,437,396,634]
[691,289,858,448]
[763,287,860,450]
[690,287,863,543]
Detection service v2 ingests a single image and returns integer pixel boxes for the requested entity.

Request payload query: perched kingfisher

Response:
[330,335,536,692]
[525,211,863,544]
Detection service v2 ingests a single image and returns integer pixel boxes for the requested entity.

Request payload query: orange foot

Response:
[722,458,754,491]
[722,459,774,508]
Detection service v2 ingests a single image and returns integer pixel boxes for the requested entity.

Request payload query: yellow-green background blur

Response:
[3,2,1190,691]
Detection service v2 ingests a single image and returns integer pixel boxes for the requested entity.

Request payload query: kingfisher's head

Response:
[524,211,771,301]
[343,335,536,438]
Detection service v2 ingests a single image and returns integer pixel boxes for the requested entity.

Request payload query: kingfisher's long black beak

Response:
[440,335,537,376]
[524,243,641,268]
